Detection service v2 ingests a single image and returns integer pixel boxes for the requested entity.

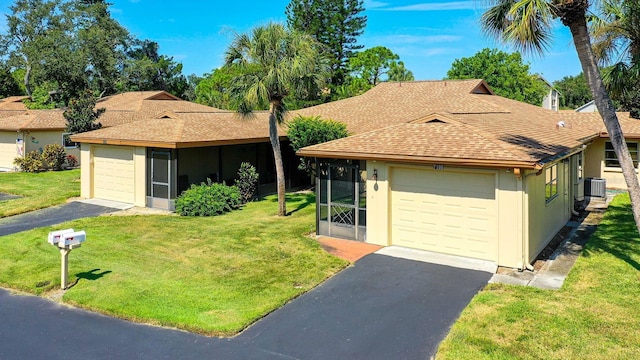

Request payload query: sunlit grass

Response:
[0,170,80,217]
[436,194,640,359]
[0,192,347,336]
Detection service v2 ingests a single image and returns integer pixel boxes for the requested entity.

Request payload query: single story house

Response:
[295,80,631,269]
[0,91,219,171]
[68,80,638,270]
[71,110,307,210]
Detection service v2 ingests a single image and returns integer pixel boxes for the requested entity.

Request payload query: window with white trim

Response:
[605,141,638,168]
[545,164,558,202]
[62,133,76,148]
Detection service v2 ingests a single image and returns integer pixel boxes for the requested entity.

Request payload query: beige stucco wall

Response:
[24,131,80,165]
[80,145,146,207]
[584,137,640,189]
[80,145,91,198]
[526,160,571,263]
[133,147,146,207]
[365,161,525,268]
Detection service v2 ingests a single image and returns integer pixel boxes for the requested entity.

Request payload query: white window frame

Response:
[545,164,558,203]
[605,141,638,169]
[62,133,76,149]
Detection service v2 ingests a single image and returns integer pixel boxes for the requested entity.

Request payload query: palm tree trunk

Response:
[269,102,287,216]
[568,15,640,233]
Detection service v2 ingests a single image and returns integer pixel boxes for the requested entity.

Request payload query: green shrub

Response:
[14,151,43,172]
[235,162,259,204]
[175,180,241,216]
[287,115,349,174]
[42,143,67,171]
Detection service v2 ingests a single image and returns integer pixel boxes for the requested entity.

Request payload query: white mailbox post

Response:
[48,229,86,289]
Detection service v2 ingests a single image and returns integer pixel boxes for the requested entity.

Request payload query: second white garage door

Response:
[0,133,17,169]
[93,146,135,203]
[390,167,498,261]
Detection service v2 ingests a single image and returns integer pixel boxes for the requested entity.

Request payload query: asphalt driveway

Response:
[0,254,491,359]
[0,201,121,236]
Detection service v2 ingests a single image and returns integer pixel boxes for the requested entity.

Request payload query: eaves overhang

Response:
[296,149,542,170]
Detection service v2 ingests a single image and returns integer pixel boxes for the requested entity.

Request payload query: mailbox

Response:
[48,229,75,245]
[58,230,86,248]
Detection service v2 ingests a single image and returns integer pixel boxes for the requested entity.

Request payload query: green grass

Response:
[0,192,347,336]
[0,170,80,217]
[436,193,640,359]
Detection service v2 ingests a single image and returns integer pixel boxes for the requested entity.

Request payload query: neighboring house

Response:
[559,110,640,189]
[576,100,597,112]
[0,91,219,171]
[0,110,80,171]
[540,76,560,111]
[70,110,306,210]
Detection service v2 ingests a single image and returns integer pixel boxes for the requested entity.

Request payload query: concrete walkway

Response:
[490,196,608,290]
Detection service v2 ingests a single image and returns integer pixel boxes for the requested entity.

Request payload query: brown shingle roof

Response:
[289,80,507,134]
[297,81,604,168]
[0,96,28,111]
[71,111,277,148]
[0,91,224,131]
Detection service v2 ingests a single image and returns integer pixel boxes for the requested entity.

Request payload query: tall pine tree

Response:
[286,0,366,87]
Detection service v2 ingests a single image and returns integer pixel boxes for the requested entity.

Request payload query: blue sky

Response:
[0,0,584,82]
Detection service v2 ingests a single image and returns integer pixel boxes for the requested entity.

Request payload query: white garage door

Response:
[0,133,17,169]
[391,167,498,261]
[93,146,135,203]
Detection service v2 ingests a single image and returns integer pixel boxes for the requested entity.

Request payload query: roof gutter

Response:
[296,150,542,170]
[69,136,279,149]
[535,143,589,169]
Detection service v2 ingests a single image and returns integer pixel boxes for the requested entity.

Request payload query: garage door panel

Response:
[391,167,497,261]
[93,146,135,203]
[0,133,17,169]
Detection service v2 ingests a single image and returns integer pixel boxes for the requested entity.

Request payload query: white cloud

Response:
[375,1,480,11]
[364,0,389,9]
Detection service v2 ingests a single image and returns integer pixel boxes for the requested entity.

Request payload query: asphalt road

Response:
[0,254,491,359]
[0,202,119,236]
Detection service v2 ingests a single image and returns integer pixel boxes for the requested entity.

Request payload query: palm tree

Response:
[589,0,640,117]
[225,23,328,216]
[482,0,640,232]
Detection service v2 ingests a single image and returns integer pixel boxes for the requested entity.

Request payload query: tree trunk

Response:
[568,16,640,233]
[269,102,287,216]
[24,62,32,98]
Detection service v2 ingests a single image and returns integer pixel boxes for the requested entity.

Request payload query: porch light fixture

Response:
[372,169,378,184]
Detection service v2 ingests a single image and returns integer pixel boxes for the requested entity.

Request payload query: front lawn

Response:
[0,170,80,217]
[0,193,347,336]
[436,194,640,359]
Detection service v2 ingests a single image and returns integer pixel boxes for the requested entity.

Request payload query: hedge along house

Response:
[70,110,306,210]
[296,80,601,269]
[0,91,219,171]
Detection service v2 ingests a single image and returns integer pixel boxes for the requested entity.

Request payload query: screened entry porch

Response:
[316,160,367,241]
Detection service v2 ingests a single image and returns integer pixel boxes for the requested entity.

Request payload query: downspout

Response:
[570,152,582,217]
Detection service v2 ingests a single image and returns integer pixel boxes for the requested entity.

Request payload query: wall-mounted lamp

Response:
[372,169,378,184]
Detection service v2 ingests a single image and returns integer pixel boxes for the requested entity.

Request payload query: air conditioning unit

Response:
[585,178,606,198]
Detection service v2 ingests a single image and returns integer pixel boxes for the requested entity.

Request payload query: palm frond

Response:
[482,0,554,54]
